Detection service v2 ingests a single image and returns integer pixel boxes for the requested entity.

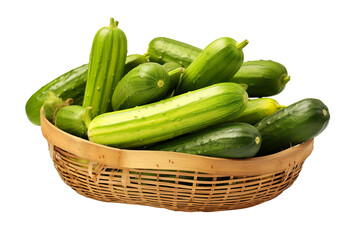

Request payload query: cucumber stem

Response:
[239,83,248,91]
[236,39,249,50]
[109,18,117,28]
[277,105,287,110]
[168,67,185,89]
[168,67,185,79]
[83,107,93,129]
[281,75,291,85]
[274,100,287,110]
[143,52,150,61]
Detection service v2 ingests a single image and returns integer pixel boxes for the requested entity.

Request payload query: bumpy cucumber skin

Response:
[111,63,171,111]
[230,60,290,97]
[175,37,247,95]
[149,123,261,159]
[255,98,330,156]
[147,37,202,67]
[123,54,148,75]
[55,105,88,139]
[88,82,248,148]
[82,19,127,117]
[25,64,88,126]
[229,98,285,125]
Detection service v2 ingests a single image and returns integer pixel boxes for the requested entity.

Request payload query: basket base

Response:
[52,145,304,212]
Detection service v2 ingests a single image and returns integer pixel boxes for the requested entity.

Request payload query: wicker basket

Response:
[40,110,314,212]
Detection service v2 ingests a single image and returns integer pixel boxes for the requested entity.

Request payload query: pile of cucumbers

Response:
[25,18,330,158]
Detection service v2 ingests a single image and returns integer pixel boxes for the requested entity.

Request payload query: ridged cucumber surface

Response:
[230,60,290,97]
[111,62,179,111]
[229,98,286,125]
[147,37,202,67]
[149,123,261,159]
[25,64,88,126]
[88,82,248,148]
[255,98,330,156]
[175,37,248,95]
[82,18,127,117]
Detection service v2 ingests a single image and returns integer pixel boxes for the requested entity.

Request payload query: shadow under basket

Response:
[40,110,314,212]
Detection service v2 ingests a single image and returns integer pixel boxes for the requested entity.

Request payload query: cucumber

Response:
[111,63,183,111]
[42,91,72,123]
[26,55,149,126]
[82,18,127,117]
[162,61,182,72]
[229,98,286,125]
[123,54,148,75]
[25,64,88,126]
[54,105,92,139]
[149,123,261,159]
[147,37,202,67]
[88,82,248,148]
[175,37,248,95]
[255,98,330,156]
[230,60,290,97]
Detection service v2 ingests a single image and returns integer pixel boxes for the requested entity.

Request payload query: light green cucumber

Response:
[229,98,286,125]
[82,18,127,117]
[147,37,202,67]
[175,37,248,95]
[88,82,248,148]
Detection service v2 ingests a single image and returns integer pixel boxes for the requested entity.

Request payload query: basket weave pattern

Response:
[41,110,313,212]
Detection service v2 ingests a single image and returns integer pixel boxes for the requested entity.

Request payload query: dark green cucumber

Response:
[255,98,330,156]
[54,105,92,139]
[25,64,88,126]
[175,37,248,95]
[88,82,248,148]
[111,63,182,111]
[229,98,286,125]
[82,18,127,117]
[149,123,261,159]
[123,54,148,75]
[147,37,202,67]
[230,60,290,97]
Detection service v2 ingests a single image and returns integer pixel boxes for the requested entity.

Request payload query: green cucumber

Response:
[229,98,286,125]
[42,91,72,123]
[162,61,182,72]
[147,37,202,67]
[111,63,183,111]
[25,64,88,126]
[255,98,330,156]
[175,37,248,95]
[123,54,148,75]
[54,105,92,139]
[82,18,127,117]
[230,60,290,97]
[149,123,261,159]
[88,82,248,148]
[26,55,150,126]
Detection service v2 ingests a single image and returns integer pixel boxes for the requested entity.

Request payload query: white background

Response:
[1,0,359,239]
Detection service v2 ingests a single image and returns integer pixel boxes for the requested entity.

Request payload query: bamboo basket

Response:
[40,110,314,212]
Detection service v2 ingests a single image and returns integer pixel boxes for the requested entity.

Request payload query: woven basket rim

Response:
[40,108,314,175]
